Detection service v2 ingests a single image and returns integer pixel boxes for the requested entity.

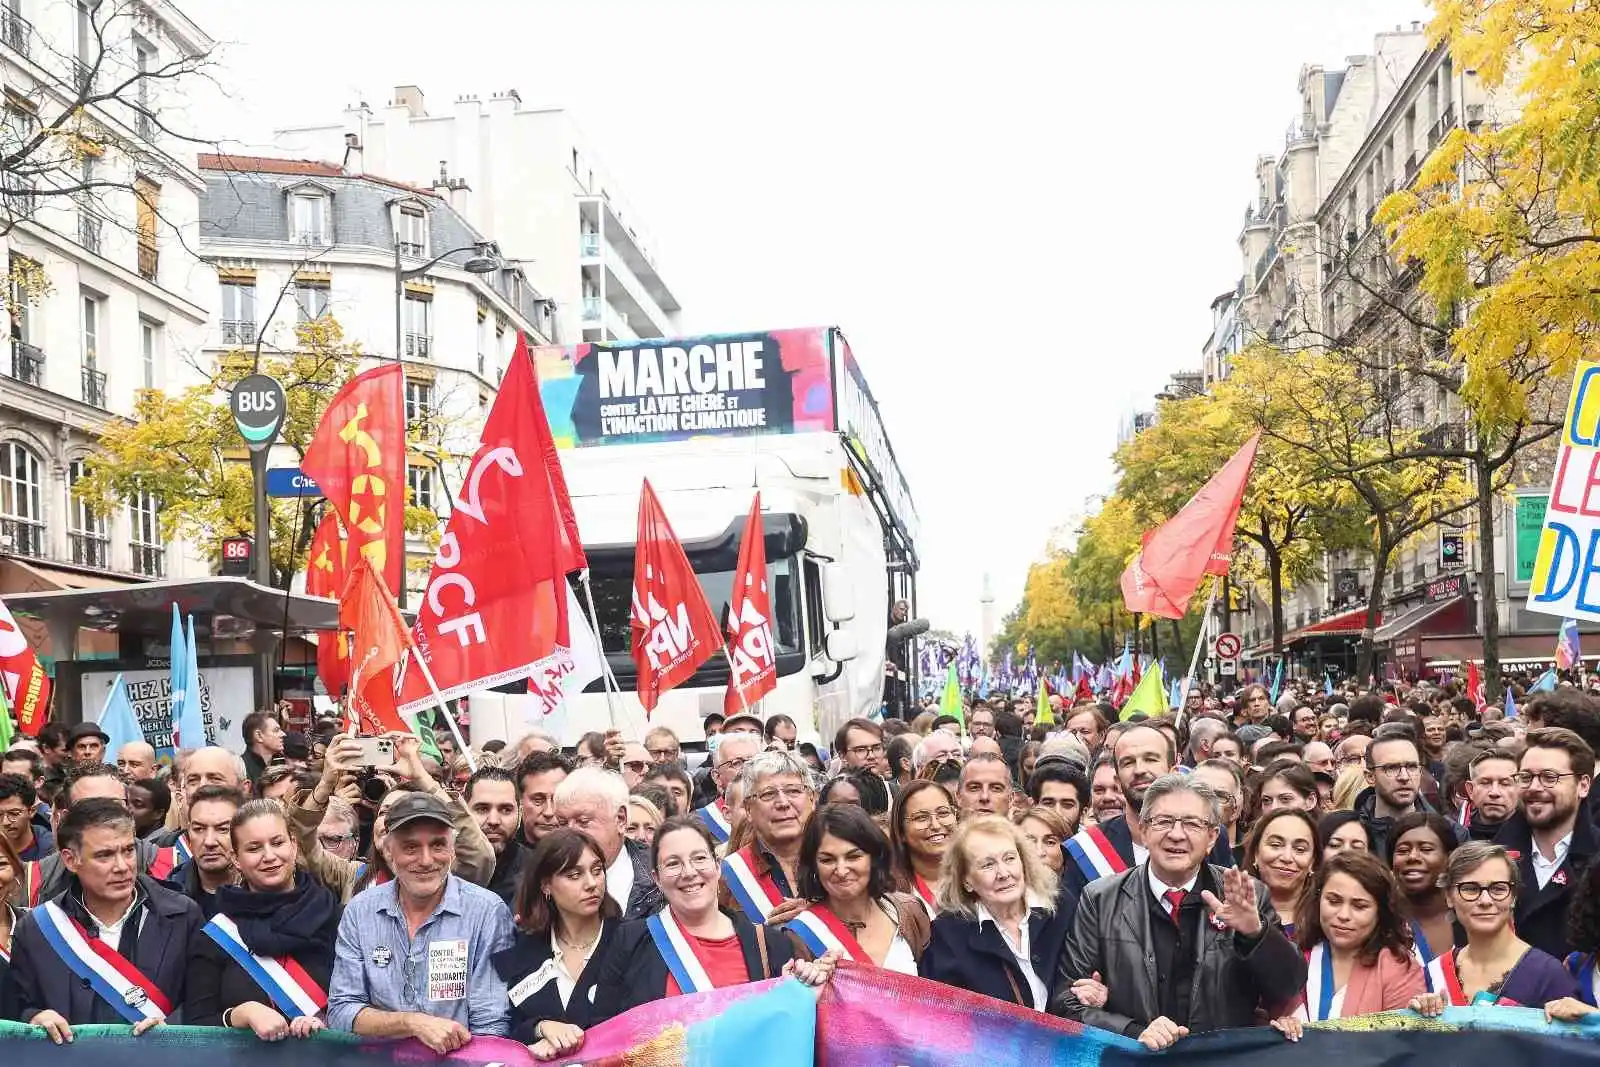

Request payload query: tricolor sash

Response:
[911,875,938,917]
[1064,826,1129,884]
[33,900,172,1023]
[201,914,327,1019]
[22,861,42,907]
[721,848,783,921]
[1298,942,1337,1022]
[1565,952,1597,1006]
[646,910,716,995]
[1425,952,1468,1006]
[1457,799,1472,826]
[783,905,870,963]
[1410,920,1437,971]
[694,801,732,844]
[147,838,191,881]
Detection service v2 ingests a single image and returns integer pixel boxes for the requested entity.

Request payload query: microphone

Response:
[887,618,931,643]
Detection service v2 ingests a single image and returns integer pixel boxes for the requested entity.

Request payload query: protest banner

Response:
[1530,360,1600,621]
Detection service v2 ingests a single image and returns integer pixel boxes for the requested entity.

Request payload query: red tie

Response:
[1164,888,1186,926]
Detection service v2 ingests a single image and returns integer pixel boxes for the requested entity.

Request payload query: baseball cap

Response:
[723,713,764,735]
[383,792,454,833]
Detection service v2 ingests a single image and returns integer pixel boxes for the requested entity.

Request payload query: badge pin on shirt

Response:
[372,946,393,967]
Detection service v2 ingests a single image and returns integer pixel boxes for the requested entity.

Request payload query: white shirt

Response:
[876,898,917,976]
[1532,830,1574,890]
[1328,987,1347,1020]
[606,846,636,913]
[1132,843,1149,866]
[93,895,144,949]
[1147,868,1200,919]
[977,901,1047,1010]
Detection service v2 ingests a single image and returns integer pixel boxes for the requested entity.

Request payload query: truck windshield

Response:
[577,554,804,676]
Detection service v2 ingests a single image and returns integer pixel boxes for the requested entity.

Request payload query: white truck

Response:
[531,326,919,745]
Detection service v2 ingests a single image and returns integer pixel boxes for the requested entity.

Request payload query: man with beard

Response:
[1062,725,1231,897]
[1354,726,1459,855]
[465,766,523,903]
[1089,755,1126,826]
[1494,727,1596,958]
[1462,749,1522,841]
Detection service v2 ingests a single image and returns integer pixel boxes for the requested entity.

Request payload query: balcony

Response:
[78,212,103,254]
[1253,243,1279,286]
[1,178,35,219]
[292,230,328,247]
[8,338,43,386]
[397,240,425,257]
[81,366,107,408]
[580,232,600,258]
[69,57,95,94]
[69,532,109,569]
[1285,117,1317,147]
[404,333,431,359]
[137,243,158,281]
[0,517,46,559]
[0,6,29,56]
[1428,104,1457,148]
[136,112,156,141]
[582,296,602,322]
[130,543,165,578]
[221,320,257,345]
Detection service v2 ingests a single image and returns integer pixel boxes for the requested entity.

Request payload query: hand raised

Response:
[1200,865,1262,937]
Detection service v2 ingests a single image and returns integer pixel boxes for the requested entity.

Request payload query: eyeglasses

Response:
[1374,761,1421,778]
[1336,754,1366,768]
[847,743,886,758]
[906,806,957,828]
[716,756,750,776]
[658,853,717,879]
[318,832,356,849]
[647,747,680,760]
[0,809,29,824]
[1453,880,1515,902]
[1515,770,1578,788]
[753,785,810,806]
[622,760,649,773]
[1143,815,1216,836]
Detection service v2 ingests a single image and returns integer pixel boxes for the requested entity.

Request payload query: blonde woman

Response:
[918,815,1088,1011]
[1330,765,1368,811]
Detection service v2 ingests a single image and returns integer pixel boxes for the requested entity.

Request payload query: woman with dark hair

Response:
[818,770,891,834]
[1319,810,1374,862]
[1408,842,1578,1013]
[1018,742,1042,791]
[891,781,958,915]
[1385,811,1458,967]
[1244,809,1319,936]
[185,800,341,1039]
[1252,760,1321,822]
[782,805,928,973]
[0,828,23,1020]
[591,817,832,1021]
[491,828,621,1060]
[1270,851,1424,1037]
[886,735,917,790]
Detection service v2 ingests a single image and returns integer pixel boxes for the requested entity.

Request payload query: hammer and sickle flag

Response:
[302,363,406,595]
[305,510,352,699]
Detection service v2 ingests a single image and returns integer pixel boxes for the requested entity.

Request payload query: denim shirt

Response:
[327,874,514,1035]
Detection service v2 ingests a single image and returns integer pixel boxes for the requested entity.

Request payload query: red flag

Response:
[0,597,50,735]
[724,494,777,714]
[632,479,723,714]
[1074,675,1094,703]
[1121,433,1260,620]
[305,511,351,698]
[396,335,578,713]
[340,555,411,735]
[1466,660,1484,708]
[302,363,407,595]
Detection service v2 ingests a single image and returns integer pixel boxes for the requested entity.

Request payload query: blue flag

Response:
[174,614,206,748]
[1269,659,1285,703]
[1505,687,1518,720]
[96,673,144,756]
[167,602,186,749]
[1324,672,1335,697]
[1533,668,1559,693]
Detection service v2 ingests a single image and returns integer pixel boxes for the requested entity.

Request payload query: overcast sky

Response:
[183,0,1430,637]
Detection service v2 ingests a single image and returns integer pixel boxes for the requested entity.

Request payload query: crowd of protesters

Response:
[2,675,1600,1057]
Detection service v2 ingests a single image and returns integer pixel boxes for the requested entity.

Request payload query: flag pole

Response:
[1177,577,1219,731]
[721,646,752,715]
[578,571,623,729]
[402,638,478,774]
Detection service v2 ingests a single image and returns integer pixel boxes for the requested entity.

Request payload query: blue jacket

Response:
[919,884,1076,1008]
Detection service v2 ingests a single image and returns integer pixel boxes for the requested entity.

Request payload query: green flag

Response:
[939,663,965,728]
[1036,682,1055,726]
[1120,661,1167,720]
[0,683,12,753]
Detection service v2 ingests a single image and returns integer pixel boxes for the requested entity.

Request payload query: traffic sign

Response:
[229,374,286,453]
[220,536,252,576]
[1219,659,1238,676]
[1213,632,1242,659]
[265,467,323,498]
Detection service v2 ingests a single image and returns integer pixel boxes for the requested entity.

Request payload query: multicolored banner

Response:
[1530,360,1600,621]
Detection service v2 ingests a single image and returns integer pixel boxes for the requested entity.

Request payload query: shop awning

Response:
[1373,599,1458,643]
[1297,606,1377,637]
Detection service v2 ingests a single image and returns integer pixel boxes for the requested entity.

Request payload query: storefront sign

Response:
[1515,494,1548,585]
[1427,574,1464,602]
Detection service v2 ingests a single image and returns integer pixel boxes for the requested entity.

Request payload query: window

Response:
[77,154,100,252]
[402,293,431,358]
[133,37,155,135]
[73,0,95,66]
[220,280,256,344]
[68,459,107,567]
[140,320,158,388]
[407,464,434,510]
[404,378,434,429]
[128,488,163,577]
[290,193,327,244]
[294,280,329,323]
[134,175,158,279]
[0,440,44,558]
[397,209,427,257]
[81,293,99,366]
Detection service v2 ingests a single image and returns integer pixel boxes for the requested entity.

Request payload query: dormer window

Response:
[397,207,427,258]
[286,182,333,245]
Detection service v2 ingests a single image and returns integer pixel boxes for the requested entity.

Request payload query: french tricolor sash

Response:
[147,838,191,881]
[646,910,716,995]
[694,802,732,844]
[721,848,783,921]
[1565,952,1597,1006]
[1298,942,1337,1021]
[783,905,870,963]
[1457,799,1472,826]
[1064,826,1129,883]
[911,875,938,917]
[22,861,42,907]
[1425,952,1468,1005]
[1410,920,1437,972]
[201,914,327,1019]
[33,900,172,1023]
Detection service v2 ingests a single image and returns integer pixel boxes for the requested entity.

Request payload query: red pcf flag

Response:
[396,335,580,713]
[305,511,351,698]
[724,493,777,714]
[302,363,406,595]
[0,597,50,735]
[632,479,723,714]
[340,555,411,735]
[1121,433,1260,620]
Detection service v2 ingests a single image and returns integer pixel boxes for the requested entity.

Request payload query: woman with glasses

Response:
[1269,852,1423,1039]
[1191,759,1245,862]
[1244,809,1319,936]
[1319,810,1374,862]
[185,800,341,1039]
[1385,812,1458,968]
[891,781,959,916]
[490,829,620,1061]
[592,817,831,1021]
[1408,842,1578,1013]
[782,805,928,974]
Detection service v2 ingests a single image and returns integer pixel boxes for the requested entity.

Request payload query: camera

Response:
[357,768,393,805]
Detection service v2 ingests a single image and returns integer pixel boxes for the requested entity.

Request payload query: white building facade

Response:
[273,86,683,347]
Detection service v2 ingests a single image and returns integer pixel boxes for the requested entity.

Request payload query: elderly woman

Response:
[919,815,1082,1010]
[891,781,958,915]
[783,805,928,973]
[1409,842,1578,1012]
[718,751,816,925]
[591,817,831,1020]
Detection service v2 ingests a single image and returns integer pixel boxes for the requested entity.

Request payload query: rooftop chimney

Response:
[341,132,363,176]
[392,85,427,118]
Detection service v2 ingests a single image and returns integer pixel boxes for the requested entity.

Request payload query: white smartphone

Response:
[353,736,397,769]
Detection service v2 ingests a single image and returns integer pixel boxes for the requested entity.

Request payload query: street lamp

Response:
[394,239,500,364]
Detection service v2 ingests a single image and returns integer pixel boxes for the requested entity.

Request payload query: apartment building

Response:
[1,0,213,609]
[272,86,683,348]
[196,154,554,600]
